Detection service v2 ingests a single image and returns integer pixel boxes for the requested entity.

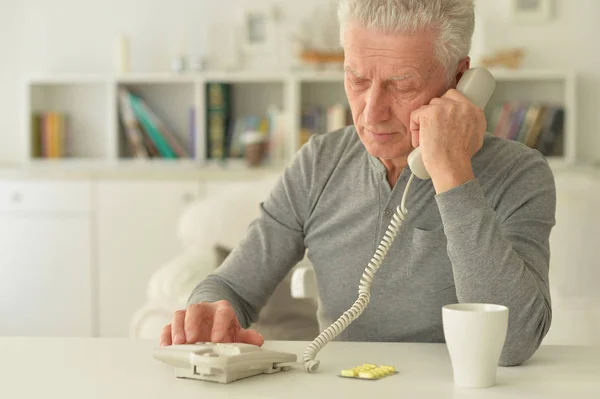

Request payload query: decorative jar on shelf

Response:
[242,131,267,167]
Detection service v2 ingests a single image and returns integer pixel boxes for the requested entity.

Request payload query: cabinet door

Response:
[0,214,93,337]
[550,173,600,299]
[550,173,590,299]
[546,172,600,345]
[96,180,202,337]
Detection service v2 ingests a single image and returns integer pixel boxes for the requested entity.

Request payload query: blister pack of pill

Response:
[339,363,398,380]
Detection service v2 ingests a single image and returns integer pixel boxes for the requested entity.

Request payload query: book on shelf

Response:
[488,102,565,157]
[300,103,353,148]
[205,82,287,165]
[31,112,69,159]
[189,108,196,159]
[118,87,191,159]
[118,89,148,158]
[206,83,231,160]
[113,83,289,164]
[136,98,189,158]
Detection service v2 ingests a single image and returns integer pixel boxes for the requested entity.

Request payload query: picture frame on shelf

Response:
[511,0,553,23]
[239,6,276,55]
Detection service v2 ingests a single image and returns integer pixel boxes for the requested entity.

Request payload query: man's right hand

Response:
[160,300,264,347]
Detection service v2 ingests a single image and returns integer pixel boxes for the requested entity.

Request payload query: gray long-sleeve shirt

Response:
[189,127,556,366]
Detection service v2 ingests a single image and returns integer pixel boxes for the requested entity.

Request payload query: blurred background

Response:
[0,0,598,345]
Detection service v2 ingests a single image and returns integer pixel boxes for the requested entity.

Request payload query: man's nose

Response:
[364,85,391,126]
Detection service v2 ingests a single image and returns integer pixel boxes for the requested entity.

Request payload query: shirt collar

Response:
[367,151,388,176]
[363,139,412,181]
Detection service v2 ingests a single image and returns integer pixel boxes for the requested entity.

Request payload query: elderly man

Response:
[161,0,555,367]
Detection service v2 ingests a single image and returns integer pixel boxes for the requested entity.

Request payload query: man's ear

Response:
[454,57,471,85]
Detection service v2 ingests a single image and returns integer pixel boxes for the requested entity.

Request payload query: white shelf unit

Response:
[24,68,577,170]
[485,68,577,165]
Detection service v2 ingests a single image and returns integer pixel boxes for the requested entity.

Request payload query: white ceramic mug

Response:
[442,303,509,388]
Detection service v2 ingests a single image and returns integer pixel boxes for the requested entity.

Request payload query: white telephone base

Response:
[153,342,297,384]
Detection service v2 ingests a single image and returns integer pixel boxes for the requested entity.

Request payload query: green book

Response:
[206,83,231,160]
[129,94,177,159]
[31,113,42,158]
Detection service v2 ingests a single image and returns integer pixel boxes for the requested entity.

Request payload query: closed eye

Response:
[387,81,420,99]
[352,79,369,86]
[388,80,416,92]
[348,77,370,90]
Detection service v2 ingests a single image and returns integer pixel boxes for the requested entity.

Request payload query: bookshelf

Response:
[484,68,577,168]
[24,68,577,171]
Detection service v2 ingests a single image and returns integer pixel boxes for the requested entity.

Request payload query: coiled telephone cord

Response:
[303,173,416,372]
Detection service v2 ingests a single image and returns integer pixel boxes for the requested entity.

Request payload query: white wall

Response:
[1,0,599,164]
[0,2,20,163]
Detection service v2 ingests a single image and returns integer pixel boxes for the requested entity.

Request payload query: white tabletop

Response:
[1,338,599,398]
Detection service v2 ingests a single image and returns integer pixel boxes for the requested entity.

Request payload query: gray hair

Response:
[338,0,475,80]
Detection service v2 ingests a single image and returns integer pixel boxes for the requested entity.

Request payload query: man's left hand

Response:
[409,89,487,194]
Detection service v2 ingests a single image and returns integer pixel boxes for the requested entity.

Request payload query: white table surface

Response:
[1,338,599,398]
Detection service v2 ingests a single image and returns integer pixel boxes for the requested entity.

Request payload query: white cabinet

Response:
[551,172,600,300]
[545,171,600,345]
[95,180,203,337]
[0,180,93,337]
[1,168,593,342]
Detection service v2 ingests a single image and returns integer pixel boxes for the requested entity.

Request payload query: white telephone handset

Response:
[302,67,496,372]
[408,67,496,180]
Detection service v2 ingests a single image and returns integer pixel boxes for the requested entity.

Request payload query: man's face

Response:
[343,22,451,163]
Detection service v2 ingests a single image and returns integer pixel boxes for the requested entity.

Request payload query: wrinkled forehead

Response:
[342,22,441,79]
